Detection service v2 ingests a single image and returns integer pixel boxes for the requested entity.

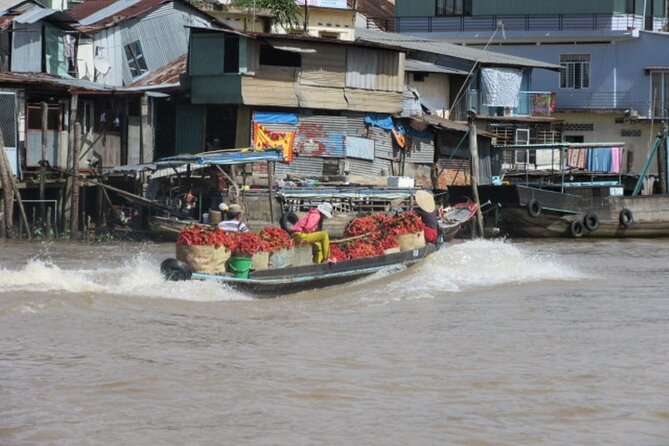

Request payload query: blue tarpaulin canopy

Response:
[253,112,299,124]
[155,149,284,167]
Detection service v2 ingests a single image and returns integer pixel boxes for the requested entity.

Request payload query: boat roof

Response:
[495,142,625,149]
[155,149,284,167]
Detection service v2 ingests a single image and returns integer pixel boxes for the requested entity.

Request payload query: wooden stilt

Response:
[40,101,48,224]
[70,122,81,238]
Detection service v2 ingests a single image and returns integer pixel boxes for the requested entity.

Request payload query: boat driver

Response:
[413,190,439,243]
[217,204,249,233]
[290,202,333,263]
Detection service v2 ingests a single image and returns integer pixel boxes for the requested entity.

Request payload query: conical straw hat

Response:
[414,190,436,213]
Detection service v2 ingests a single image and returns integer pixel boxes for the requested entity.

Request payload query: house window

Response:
[514,128,531,164]
[259,43,301,67]
[650,71,669,118]
[124,41,148,78]
[436,0,472,16]
[560,54,590,89]
[413,72,427,82]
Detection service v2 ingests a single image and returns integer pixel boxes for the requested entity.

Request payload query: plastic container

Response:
[209,210,222,225]
[227,256,253,278]
[201,213,210,224]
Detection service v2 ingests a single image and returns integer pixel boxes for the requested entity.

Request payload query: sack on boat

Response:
[397,231,426,252]
[268,248,291,269]
[251,251,270,271]
[176,245,230,274]
[291,245,314,266]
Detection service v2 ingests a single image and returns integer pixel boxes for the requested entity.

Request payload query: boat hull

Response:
[171,244,441,296]
[449,184,669,238]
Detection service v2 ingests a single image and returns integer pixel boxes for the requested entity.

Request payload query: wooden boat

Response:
[449,133,669,238]
[161,243,442,296]
[148,215,201,241]
[439,201,478,241]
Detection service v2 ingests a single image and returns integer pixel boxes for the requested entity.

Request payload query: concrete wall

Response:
[489,32,669,117]
[555,111,659,174]
[406,71,450,117]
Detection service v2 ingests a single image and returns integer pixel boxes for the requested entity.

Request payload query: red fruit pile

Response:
[336,212,425,259]
[177,226,269,256]
[258,227,294,252]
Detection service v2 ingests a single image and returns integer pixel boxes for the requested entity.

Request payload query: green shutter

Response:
[175,104,205,154]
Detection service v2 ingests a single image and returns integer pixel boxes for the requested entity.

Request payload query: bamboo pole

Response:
[70,122,81,238]
[267,160,275,224]
[0,130,12,236]
[0,126,31,239]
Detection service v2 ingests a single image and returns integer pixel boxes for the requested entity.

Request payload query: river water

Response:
[1,238,668,445]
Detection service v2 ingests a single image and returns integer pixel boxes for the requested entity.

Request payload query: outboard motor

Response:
[160,258,193,281]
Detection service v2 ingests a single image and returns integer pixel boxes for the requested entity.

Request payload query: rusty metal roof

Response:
[66,0,116,22]
[128,53,186,88]
[348,0,395,18]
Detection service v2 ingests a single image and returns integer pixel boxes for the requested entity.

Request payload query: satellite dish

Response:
[94,56,111,76]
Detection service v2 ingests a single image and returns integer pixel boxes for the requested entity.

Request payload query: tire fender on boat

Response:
[280,211,299,232]
[569,220,585,238]
[160,258,193,281]
[527,199,542,218]
[583,213,599,232]
[619,208,634,227]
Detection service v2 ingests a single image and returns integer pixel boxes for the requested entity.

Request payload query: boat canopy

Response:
[155,149,284,167]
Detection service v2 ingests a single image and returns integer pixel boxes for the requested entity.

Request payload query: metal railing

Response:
[365,13,663,33]
[450,90,555,120]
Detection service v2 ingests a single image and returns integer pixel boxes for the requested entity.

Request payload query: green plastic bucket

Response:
[227,256,253,278]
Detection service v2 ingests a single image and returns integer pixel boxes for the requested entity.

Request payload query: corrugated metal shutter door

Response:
[295,115,346,158]
[0,92,18,175]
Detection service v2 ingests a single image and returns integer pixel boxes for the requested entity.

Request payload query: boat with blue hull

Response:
[161,244,442,296]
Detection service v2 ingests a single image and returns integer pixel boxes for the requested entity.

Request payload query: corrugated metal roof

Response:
[156,148,284,166]
[0,71,153,92]
[66,0,115,21]
[355,29,561,71]
[14,7,73,24]
[405,59,468,75]
[77,0,141,26]
[128,52,186,88]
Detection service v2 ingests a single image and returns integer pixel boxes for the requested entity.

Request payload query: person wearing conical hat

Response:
[290,202,333,263]
[413,190,439,243]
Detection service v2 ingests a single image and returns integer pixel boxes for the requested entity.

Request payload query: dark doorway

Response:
[154,98,177,160]
[205,105,238,150]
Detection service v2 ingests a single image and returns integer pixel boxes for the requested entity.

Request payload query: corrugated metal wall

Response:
[345,48,401,91]
[93,2,211,86]
[11,21,42,72]
[256,112,435,180]
[175,103,205,154]
[274,155,324,178]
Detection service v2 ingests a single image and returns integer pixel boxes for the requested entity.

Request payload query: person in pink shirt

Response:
[290,202,333,263]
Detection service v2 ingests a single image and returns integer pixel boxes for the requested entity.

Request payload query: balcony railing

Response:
[450,90,555,120]
[365,13,669,34]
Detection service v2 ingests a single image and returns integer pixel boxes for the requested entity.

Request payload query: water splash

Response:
[376,239,587,298]
[0,254,250,302]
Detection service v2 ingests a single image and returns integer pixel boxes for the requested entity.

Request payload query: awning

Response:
[155,149,284,167]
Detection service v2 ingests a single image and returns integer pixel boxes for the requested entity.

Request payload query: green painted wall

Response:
[191,75,242,104]
[189,33,226,76]
[395,0,436,17]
